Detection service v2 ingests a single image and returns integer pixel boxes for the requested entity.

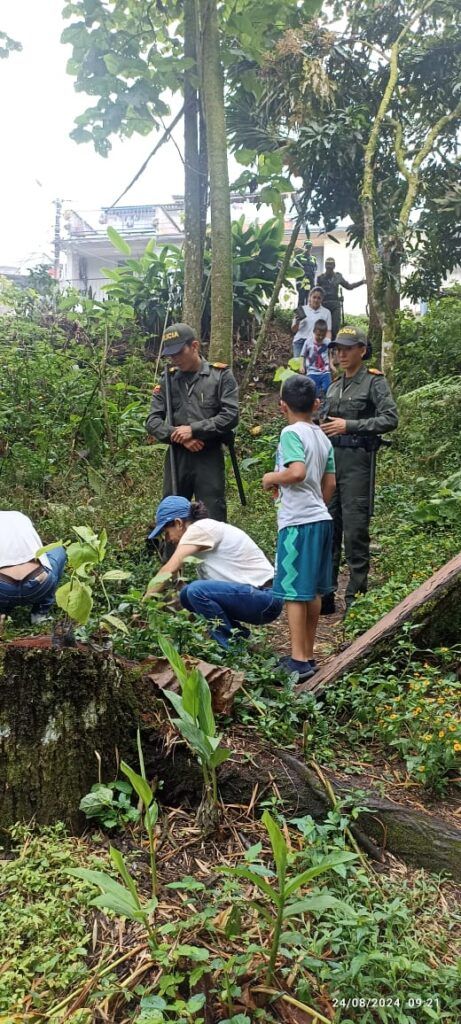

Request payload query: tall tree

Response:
[197,0,233,362]
[183,0,203,333]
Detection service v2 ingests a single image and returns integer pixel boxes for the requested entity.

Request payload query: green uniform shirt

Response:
[317,271,359,308]
[146,359,239,445]
[326,366,398,435]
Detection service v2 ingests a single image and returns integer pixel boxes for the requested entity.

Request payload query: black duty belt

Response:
[331,435,381,451]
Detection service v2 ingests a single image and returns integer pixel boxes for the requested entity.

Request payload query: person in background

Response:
[262,376,336,682]
[316,258,366,339]
[146,324,239,522]
[321,326,398,613]
[0,511,66,625]
[291,288,332,359]
[300,319,331,397]
[143,496,283,650]
[296,240,318,305]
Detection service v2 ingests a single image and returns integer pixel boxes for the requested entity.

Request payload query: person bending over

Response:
[144,496,283,649]
[0,510,66,625]
[262,376,336,682]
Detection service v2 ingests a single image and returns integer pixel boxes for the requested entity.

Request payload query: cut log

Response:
[0,639,243,830]
[298,551,461,695]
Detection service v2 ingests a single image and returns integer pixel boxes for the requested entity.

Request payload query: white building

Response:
[60,202,184,299]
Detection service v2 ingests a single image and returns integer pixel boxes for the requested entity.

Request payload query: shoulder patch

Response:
[168,366,178,373]
[212,362,228,369]
[368,368,384,375]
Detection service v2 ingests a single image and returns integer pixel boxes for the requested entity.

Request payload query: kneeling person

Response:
[0,511,66,624]
[144,496,283,649]
[262,376,336,682]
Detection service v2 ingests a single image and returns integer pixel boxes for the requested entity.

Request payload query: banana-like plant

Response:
[159,636,230,827]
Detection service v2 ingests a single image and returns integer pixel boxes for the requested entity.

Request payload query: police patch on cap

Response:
[161,323,197,355]
[334,325,367,346]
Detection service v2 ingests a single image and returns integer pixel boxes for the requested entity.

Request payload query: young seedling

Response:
[159,636,230,829]
[223,810,357,983]
[120,729,159,896]
[69,845,159,948]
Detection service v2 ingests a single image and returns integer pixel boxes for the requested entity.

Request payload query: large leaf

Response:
[68,867,138,913]
[174,719,213,763]
[158,635,190,689]
[55,579,92,625]
[282,893,358,919]
[110,845,142,907]
[107,225,131,256]
[262,810,287,888]
[284,853,358,897]
[120,761,153,809]
[66,541,99,571]
[221,866,277,904]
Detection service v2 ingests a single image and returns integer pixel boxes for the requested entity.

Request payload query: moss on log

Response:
[0,644,138,829]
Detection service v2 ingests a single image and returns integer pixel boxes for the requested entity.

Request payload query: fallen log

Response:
[298,551,461,695]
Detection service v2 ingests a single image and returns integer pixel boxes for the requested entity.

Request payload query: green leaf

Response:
[101,569,132,581]
[107,225,131,255]
[174,718,213,763]
[221,866,278,904]
[144,802,158,830]
[66,541,99,570]
[72,525,100,548]
[35,541,64,556]
[209,746,231,768]
[68,867,138,912]
[284,853,358,897]
[90,893,146,922]
[120,761,153,809]
[79,787,114,817]
[109,846,141,907]
[158,635,190,689]
[262,810,287,887]
[177,945,209,962]
[56,579,93,625]
[100,613,129,634]
[282,894,358,919]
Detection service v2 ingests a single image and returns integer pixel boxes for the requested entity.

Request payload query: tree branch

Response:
[109,105,185,208]
[399,100,461,229]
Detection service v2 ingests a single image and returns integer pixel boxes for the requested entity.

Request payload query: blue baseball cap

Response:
[148,495,192,539]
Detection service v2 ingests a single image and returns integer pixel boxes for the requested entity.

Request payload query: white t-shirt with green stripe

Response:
[275,422,334,529]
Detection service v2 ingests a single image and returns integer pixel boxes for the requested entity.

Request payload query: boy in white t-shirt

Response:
[262,376,336,681]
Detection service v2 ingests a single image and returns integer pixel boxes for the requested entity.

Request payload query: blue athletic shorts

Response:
[273,520,333,601]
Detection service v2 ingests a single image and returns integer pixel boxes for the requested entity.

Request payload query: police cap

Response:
[161,323,197,355]
[329,325,367,348]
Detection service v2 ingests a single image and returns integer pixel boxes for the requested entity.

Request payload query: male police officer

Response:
[146,323,239,521]
[321,326,398,611]
[316,258,366,339]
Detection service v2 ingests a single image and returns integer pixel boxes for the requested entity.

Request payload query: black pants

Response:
[163,444,227,521]
[328,448,371,603]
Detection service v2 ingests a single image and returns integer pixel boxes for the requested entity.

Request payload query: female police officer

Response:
[321,326,398,612]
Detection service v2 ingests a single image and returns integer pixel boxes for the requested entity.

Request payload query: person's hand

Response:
[300,367,306,375]
[262,472,277,492]
[321,418,347,437]
[183,438,204,452]
[171,425,193,443]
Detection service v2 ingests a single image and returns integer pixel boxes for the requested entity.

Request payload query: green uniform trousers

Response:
[324,303,342,341]
[328,447,371,603]
[163,444,227,522]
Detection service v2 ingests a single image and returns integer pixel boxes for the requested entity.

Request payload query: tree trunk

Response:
[197,0,233,364]
[0,643,138,830]
[182,0,203,334]
[361,243,382,356]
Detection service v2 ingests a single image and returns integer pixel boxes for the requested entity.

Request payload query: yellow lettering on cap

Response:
[337,328,357,337]
[163,330,180,341]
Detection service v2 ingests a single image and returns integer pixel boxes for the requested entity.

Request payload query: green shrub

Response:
[394,292,461,394]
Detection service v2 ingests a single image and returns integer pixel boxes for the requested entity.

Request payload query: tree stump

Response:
[0,642,138,830]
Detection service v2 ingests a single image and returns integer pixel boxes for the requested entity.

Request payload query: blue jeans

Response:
[307,370,332,396]
[180,580,283,649]
[0,547,67,615]
[292,337,305,358]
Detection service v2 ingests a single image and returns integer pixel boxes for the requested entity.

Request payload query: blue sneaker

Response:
[279,657,316,682]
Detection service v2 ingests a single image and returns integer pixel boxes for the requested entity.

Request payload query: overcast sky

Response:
[0,0,186,266]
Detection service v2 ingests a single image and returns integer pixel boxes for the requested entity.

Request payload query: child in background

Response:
[262,376,336,681]
[301,319,331,396]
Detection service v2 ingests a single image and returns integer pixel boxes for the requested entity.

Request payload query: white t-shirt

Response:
[177,519,273,586]
[292,305,332,348]
[275,422,334,529]
[0,511,50,569]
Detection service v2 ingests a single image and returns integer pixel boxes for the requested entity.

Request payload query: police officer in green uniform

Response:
[321,326,398,611]
[316,258,366,340]
[146,323,239,521]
